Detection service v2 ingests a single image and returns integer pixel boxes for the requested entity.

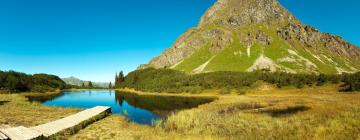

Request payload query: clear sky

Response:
[0,0,359,82]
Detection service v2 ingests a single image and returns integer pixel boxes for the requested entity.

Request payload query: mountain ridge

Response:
[141,0,360,74]
[62,77,109,88]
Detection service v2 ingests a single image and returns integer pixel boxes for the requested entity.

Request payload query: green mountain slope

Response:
[141,0,360,74]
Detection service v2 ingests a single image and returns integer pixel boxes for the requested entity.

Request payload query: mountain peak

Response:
[141,0,360,74]
[198,0,296,28]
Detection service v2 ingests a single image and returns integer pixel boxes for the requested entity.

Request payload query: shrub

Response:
[219,88,231,95]
[237,88,247,95]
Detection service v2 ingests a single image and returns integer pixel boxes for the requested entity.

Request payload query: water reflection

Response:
[27,90,216,125]
[115,91,215,117]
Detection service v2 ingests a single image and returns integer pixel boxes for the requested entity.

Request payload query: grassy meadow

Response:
[70,85,360,140]
[0,92,79,128]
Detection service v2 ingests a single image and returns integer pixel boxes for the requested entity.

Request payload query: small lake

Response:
[27,90,215,125]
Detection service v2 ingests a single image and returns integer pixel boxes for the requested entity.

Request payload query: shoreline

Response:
[116,88,219,98]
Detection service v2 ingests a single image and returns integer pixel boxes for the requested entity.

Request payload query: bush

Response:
[342,72,360,92]
[183,86,203,94]
[219,88,231,95]
[237,88,247,95]
[30,85,55,93]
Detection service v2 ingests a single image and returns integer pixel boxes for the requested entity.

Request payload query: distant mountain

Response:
[140,0,360,74]
[62,76,109,88]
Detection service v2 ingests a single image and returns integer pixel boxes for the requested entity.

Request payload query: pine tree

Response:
[114,71,125,88]
[119,71,124,82]
[82,83,85,87]
[115,73,118,88]
[109,82,112,89]
[88,81,93,87]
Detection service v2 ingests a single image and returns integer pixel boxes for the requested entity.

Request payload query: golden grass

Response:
[73,85,360,140]
[69,115,222,140]
[158,85,360,140]
[0,93,79,127]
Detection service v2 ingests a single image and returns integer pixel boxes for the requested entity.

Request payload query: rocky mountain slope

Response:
[141,0,360,74]
[62,77,109,88]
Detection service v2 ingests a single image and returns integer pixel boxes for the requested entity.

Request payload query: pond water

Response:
[27,90,215,125]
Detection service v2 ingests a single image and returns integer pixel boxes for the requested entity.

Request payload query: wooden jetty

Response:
[0,106,111,140]
[0,131,8,140]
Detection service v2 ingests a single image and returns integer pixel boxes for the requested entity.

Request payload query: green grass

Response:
[205,36,262,72]
[174,43,214,73]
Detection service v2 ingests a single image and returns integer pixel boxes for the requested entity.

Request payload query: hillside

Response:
[0,70,66,93]
[141,0,360,74]
[62,77,109,88]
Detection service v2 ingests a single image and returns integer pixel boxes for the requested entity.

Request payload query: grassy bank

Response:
[0,93,79,127]
[72,85,360,140]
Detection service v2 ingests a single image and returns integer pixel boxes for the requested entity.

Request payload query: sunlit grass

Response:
[156,85,360,139]
[0,93,79,127]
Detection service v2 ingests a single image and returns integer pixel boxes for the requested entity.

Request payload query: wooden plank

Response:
[0,126,42,140]
[0,106,110,139]
[0,132,9,140]
[31,106,111,137]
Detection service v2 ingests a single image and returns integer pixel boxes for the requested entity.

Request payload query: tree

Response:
[82,83,85,87]
[115,71,125,88]
[88,81,93,87]
[109,82,112,89]
[119,71,125,82]
[115,72,118,87]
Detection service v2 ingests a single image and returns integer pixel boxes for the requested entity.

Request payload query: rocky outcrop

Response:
[198,0,296,27]
[141,28,233,69]
[322,35,360,62]
[277,23,360,63]
[206,29,233,54]
[256,31,272,45]
[142,29,202,69]
[277,23,322,47]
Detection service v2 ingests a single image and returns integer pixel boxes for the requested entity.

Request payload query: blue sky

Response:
[0,0,359,82]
